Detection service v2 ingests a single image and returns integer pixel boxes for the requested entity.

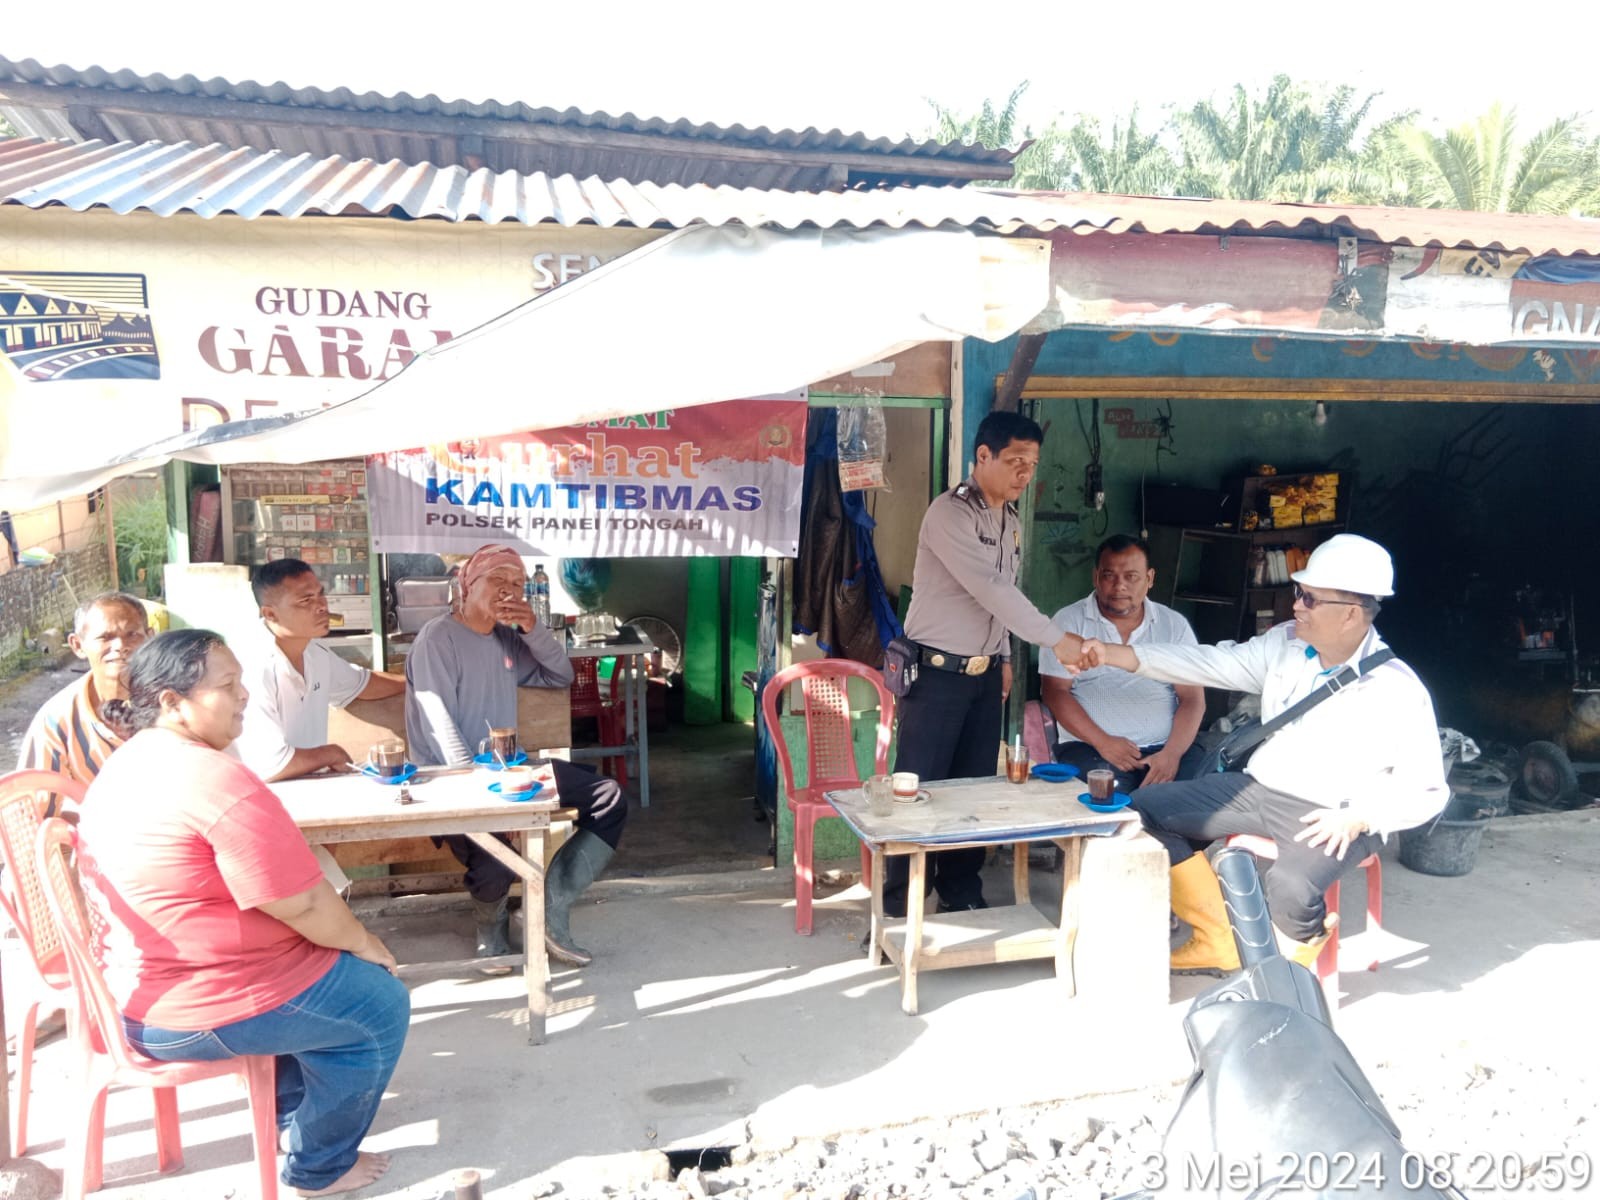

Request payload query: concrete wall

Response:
[0,543,115,671]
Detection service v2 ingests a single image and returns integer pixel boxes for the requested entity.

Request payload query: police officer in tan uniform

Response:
[886,411,1085,917]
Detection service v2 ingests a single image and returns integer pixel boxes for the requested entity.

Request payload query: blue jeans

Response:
[123,953,410,1190]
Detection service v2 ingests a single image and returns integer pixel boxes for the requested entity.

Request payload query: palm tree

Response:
[924,81,1072,189]
[1174,76,1398,203]
[1061,109,1179,196]
[1378,104,1600,213]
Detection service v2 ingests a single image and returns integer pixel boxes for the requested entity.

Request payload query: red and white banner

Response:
[366,395,808,557]
[1031,231,1600,346]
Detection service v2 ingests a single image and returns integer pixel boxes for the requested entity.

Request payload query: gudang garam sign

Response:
[366,396,809,558]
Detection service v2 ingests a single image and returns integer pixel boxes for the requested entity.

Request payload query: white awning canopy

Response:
[0,224,1050,509]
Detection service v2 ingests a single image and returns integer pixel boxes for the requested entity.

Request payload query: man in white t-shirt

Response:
[1038,534,1207,795]
[235,559,405,782]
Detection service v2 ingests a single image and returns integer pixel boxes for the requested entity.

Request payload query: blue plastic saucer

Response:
[1030,763,1080,782]
[488,780,545,802]
[361,763,417,786]
[1078,791,1132,813]
[473,750,528,770]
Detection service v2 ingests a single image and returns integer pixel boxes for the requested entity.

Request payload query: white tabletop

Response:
[274,763,561,841]
[827,775,1138,846]
[565,631,657,661]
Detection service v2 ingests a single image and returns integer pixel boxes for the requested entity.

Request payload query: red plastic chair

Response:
[570,656,628,785]
[0,768,87,1154]
[1225,833,1383,1006]
[34,818,279,1200]
[760,660,895,935]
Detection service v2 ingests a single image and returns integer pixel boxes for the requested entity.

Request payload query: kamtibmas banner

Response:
[366,396,807,558]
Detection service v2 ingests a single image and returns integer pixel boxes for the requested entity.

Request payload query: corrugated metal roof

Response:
[0,136,1081,229]
[1001,190,1600,258]
[0,55,1015,190]
[5,137,1599,256]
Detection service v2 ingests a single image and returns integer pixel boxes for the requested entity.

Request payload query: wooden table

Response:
[828,776,1139,1015]
[567,629,657,806]
[274,763,567,1044]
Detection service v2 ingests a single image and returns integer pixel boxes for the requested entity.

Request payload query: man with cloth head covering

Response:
[1076,534,1447,974]
[405,544,627,968]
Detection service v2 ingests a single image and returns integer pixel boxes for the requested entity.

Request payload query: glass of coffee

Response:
[366,737,407,777]
[1086,768,1116,802]
[1005,744,1030,784]
[478,727,518,765]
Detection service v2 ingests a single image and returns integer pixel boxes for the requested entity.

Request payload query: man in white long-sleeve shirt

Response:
[1078,534,1446,973]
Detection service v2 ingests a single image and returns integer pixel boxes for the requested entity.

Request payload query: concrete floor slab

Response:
[5,811,1597,1198]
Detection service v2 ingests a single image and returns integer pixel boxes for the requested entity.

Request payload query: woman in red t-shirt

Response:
[81,629,409,1198]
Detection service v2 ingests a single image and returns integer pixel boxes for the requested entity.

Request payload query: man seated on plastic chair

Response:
[405,544,627,969]
[1039,535,1207,795]
[1074,535,1448,975]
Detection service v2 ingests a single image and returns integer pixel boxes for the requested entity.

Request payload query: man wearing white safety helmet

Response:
[1076,534,1448,974]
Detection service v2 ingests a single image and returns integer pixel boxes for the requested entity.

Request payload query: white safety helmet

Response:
[1290,533,1394,598]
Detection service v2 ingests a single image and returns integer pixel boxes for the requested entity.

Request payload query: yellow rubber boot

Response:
[1276,912,1339,969]
[1169,854,1242,974]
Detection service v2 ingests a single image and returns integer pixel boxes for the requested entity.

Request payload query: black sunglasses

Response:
[1293,583,1361,609]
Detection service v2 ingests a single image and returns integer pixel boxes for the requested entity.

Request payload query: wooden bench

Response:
[325,688,572,891]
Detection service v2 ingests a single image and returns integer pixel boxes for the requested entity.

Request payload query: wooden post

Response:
[102,484,119,590]
[994,332,1047,414]
[452,1168,484,1199]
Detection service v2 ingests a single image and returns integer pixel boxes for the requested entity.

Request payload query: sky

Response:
[6,1,1600,143]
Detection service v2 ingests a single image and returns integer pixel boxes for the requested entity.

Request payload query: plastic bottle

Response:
[530,563,552,628]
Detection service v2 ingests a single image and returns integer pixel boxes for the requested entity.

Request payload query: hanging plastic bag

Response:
[836,401,890,492]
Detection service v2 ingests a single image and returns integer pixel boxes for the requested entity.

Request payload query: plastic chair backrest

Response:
[0,769,88,977]
[570,655,606,718]
[36,818,130,1064]
[759,660,896,795]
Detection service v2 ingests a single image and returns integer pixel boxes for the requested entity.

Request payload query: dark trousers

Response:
[445,759,627,903]
[1132,773,1380,942]
[882,663,1004,917]
[1053,739,1209,796]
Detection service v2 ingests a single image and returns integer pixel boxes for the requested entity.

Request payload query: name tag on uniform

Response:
[978,534,997,546]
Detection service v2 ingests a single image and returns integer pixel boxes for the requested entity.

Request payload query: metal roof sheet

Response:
[5,137,1599,257]
[0,55,1015,189]
[1003,191,1600,259]
[0,136,1079,228]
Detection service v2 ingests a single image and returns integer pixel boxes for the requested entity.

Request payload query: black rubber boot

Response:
[544,830,614,967]
[472,896,512,958]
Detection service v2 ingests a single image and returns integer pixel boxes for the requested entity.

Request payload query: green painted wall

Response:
[1018,394,1597,735]
[774,703,895,863]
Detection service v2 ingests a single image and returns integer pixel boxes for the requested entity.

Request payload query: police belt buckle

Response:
[964,654,990,676]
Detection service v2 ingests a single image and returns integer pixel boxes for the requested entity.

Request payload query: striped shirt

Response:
[18,672,125,794]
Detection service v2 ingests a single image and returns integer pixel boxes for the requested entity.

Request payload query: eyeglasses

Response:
[1293,583,1362,610]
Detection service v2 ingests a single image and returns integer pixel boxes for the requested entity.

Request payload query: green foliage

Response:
[113,491,169,598]
[1063,109,1179,196]
[925,81,1073,189]
[1378,103,1600,214]
[925,77,1600,215]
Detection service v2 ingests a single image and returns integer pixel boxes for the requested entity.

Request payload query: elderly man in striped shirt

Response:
[17,590,151,801]
[1039,535,1207,795]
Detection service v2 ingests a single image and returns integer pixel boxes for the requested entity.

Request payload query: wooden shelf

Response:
[880,904,1058,969]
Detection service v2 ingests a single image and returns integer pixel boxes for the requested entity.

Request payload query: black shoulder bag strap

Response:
[1221,648,1397,767]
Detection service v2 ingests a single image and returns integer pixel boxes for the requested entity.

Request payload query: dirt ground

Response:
[0,661,79,770]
